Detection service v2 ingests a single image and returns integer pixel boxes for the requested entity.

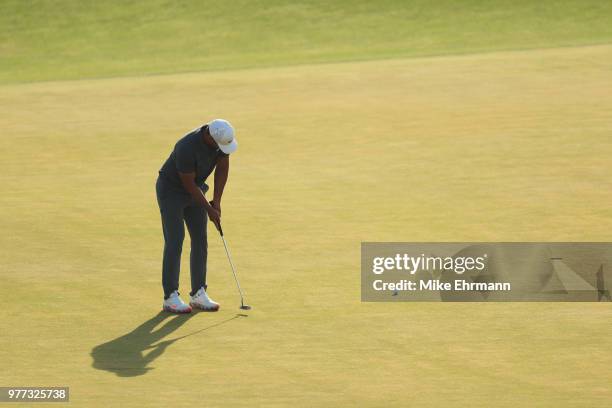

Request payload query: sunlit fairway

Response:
[2,0,612,84]
[1,1,612,407]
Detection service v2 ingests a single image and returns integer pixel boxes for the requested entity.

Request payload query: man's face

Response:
[203,127,219,148]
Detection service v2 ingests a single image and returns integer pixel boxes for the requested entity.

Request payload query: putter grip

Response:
[209,200,223,236]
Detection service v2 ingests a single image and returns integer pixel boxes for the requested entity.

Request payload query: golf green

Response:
[1,1,611,406]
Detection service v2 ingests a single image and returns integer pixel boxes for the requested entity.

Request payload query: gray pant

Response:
[156,177,208,299]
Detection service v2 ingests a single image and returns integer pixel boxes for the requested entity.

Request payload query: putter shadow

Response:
[90,311,241,377]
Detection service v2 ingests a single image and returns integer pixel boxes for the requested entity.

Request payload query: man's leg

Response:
[184,204,208,295]
[158,195,186,298]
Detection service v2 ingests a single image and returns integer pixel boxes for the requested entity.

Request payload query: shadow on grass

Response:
[91,311,243,377]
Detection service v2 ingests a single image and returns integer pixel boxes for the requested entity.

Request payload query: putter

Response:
[217,223,251,310]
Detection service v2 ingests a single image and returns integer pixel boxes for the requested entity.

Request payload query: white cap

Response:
[207,119,237,154]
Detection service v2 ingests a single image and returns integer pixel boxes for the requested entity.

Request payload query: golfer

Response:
[156,119,237,313]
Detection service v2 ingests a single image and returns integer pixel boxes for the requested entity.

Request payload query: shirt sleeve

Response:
[175,142,195,173]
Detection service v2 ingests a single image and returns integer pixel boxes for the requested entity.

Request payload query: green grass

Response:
[1,0,612,84]
[1,1,612,407]
[1,45,612,406]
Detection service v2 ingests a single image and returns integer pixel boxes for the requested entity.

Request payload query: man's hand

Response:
[178,171,221,230]
[208,200,222,231]
[207,206,221,231]
[210,200,221,215]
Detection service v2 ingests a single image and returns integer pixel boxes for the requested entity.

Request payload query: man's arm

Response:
[178,172,221,229]
[212,155,229,211]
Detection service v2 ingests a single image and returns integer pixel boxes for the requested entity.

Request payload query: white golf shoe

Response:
[163,291,192,314]
[190,287,220,311]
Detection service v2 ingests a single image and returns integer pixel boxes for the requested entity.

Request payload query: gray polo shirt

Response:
[159,125,227,192]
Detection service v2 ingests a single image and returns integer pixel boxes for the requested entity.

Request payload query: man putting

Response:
[156,119,237,313]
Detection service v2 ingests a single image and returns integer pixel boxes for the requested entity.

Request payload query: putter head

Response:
[240,304,252,310]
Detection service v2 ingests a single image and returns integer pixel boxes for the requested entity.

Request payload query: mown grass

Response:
[1,0,612,83]
[1,2,612,406]
[1,45,611,406]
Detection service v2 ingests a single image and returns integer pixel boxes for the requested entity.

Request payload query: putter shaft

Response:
[220,234,246,304]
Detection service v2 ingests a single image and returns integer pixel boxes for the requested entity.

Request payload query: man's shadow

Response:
[91,312,242,377]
